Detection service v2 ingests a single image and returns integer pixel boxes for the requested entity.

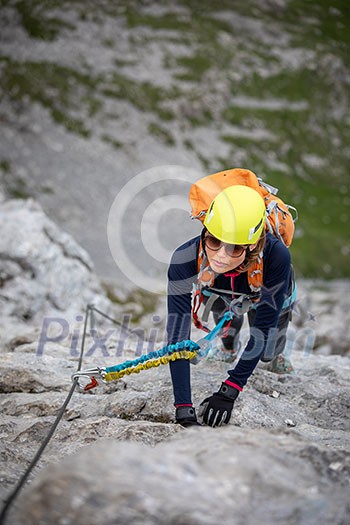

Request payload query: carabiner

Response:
[71,367,106,392]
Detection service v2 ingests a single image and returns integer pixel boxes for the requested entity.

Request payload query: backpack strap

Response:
[192,240,217,332]
[246,251,264,292]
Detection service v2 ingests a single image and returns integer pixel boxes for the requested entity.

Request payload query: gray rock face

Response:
[0,199,111,322]
[295,280,350,357]
[13,430,350,525]
[1,342,349,525]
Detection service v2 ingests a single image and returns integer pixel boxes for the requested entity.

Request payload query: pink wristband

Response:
[224,379,243,392]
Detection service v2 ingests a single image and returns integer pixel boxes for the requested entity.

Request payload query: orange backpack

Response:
[189,168,297,293]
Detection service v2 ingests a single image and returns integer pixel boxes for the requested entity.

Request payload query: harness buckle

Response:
[71,367,107,391]
[229,296,253,316]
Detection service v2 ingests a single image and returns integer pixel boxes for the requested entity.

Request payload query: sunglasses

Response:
[204,233,248,258]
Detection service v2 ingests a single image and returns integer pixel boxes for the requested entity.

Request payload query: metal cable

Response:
[0,304,92,524]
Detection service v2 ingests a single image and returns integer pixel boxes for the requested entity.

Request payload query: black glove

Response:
[175,406,201,428]
[198,382,240,427]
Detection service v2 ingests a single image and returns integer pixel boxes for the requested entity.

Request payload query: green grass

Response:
[101,73,179,120]
[0,159,11,174]
[0,157,55,199]
[0,164,31,199]
[270,175,349,278]
[124,8,192,32]
[0,58,99,137]
[148,122,175,146]
[174,54,212,82]
[279,0,350,64]
[101,134,123,149]
[14,0,75,40]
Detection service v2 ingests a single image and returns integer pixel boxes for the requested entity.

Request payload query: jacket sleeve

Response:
[166,238,199,345]
[227,239,291,388]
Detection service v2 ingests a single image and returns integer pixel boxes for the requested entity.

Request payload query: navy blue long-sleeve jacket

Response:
[167,233,291,405]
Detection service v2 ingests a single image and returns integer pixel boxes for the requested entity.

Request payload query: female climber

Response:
[167,173,296,428]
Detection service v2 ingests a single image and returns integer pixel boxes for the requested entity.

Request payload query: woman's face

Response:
[206,244,246,273]
[204,233,256,274]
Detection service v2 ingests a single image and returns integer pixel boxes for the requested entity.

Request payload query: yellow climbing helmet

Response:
[203,185,266,245]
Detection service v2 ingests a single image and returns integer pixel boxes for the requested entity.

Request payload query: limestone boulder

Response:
[0,199,111,323]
